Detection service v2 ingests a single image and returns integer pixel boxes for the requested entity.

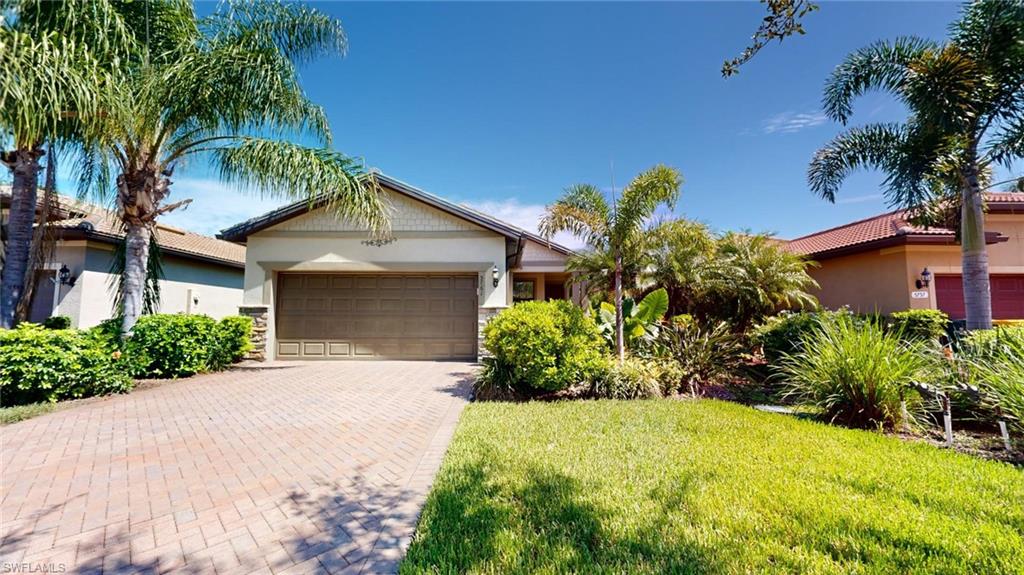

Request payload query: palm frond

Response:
[205,0,347,64]
[212,137,389,236]
[539,184,610,248]
[807,123,906,202]
[612,164,681,244]
[823,37,937,124]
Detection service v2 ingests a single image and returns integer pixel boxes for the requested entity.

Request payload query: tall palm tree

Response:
[540,165,682,360]
[642,219,717,317]
[1,0,133,328]
[808,0,1024,330]
[81,0,389,334]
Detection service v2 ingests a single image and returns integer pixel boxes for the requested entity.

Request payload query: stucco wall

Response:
[49,241,243,328]
[242,198,512,359]
[808,248,911,315]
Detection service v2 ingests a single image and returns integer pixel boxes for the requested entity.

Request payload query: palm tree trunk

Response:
[614,250,625,362]
[121,220,152,334]
[961,163,992,331]
[15,145,58,323]
[0,147,44,328]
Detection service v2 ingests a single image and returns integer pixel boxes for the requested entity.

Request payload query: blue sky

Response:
[145,2,1014,243]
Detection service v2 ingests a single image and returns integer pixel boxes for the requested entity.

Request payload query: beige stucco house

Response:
[219,174,574,361]
[785,192,1024,320]
[1,191,245,328]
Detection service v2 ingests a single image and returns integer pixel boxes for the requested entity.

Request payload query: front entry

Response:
[274,273,478,360]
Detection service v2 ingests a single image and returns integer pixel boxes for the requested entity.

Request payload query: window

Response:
[513,280,535,303]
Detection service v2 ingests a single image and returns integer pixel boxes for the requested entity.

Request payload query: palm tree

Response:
[80,1,389,334]
[540,165,682,360]
[701,232,818,332]
[0,28,102,328]
[808,0,1024,330]
[643,219,716,317]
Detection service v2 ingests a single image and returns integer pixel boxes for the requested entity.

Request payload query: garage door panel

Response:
[937,274,1024,320]
[277,273,477,360]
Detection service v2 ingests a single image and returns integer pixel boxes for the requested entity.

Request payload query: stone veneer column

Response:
[238,305,269,361]
[477,307,501,361]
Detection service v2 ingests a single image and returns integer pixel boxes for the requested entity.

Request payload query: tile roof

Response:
[785,192,1024,257]
[2,191,244,267]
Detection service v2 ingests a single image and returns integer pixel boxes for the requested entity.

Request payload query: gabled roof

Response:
[0,191,245,267]
[785,192,1024,259]
[217,173,574,256]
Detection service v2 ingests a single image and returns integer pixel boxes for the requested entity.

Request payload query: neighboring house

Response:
[785,192,1024,320]
[0,190,245,328]
[219,174,574,361]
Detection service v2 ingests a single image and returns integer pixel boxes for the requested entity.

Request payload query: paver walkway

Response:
[1,361,474,574]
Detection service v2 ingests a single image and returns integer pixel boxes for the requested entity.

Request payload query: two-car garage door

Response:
[936,274,1024,320]
[275,273,478,360]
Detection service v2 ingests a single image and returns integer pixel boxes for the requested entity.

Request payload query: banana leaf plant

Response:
[592,288,669,352]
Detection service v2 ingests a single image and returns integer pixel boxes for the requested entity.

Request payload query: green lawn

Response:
[402,399,1024,575]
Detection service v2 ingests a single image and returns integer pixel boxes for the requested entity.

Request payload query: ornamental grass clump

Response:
[779,315,942,429]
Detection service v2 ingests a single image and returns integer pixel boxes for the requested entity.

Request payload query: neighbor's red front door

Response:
[935,274,1024,320]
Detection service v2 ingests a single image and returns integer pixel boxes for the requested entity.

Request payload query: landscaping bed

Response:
[402,399,1024,574]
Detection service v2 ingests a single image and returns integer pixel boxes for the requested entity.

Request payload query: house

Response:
[785,192,1024,320]
[1,190,245,328]
[219,174,574,361]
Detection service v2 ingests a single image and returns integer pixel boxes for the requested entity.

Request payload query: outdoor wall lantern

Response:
[492,264,500,288]
[58,264,77,287]
[916,267,932,289]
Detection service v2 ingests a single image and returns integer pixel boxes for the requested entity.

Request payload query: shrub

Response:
[753,308,869,362]
[887,309,949,342]
[779,315,942,429]
[655,320,747,395]
[42,315,72,330]
[215,316,253,365]
[482,301,605,393]
[127,314,228,378]
[590,357,662,400]
[0,324,133,406]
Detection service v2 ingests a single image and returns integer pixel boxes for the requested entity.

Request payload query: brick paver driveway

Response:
[1,361,474,574]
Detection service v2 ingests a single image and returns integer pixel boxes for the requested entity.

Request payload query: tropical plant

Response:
[590,356,662,400]
[654,319,747,396]
[79,0,389,334]
[965,334,1024,433]
[887,309,950,342]
[642,219,716,317]
[779,314,943,429]
[808,0,1024,330]
[0,1,109,328]
[592,288,669,353]
[540,165,682,360]
[699,232,818,331]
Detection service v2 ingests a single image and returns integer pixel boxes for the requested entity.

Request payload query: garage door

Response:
[276,273,478,360]
[935,274,1024,320]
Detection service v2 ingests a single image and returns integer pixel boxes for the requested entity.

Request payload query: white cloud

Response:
[462,199,587,250]
[836,193,883,205]
[762,110,829,134]
[158,177,285,237]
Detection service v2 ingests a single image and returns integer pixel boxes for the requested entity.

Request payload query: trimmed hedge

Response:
[887,309,949,342]
[0,324,133,407]
[481,301,605,393]
[123,314,253,378]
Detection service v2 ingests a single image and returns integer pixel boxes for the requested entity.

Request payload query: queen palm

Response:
[540,165,682,360]
[808,0,1024,330]
[82,1,388,334]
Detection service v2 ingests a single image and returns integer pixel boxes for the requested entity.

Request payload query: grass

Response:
[0,402,58,425]
[402,399,1024,575]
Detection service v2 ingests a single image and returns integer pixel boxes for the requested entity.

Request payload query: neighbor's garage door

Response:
[935,274,1024,320]
[276,273,478,360]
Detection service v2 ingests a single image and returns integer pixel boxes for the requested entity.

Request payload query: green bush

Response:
[0,324,133,406]
[655,320,747,395]
[887,309,949,342]
[779,315,942,429]
[753,309,872,362]
[967,335,1024,433]
[215,316,253,365]
[960,325,1024,357]
[42,315,72,330]
[482,301,606,393]
[590,357,661,399]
